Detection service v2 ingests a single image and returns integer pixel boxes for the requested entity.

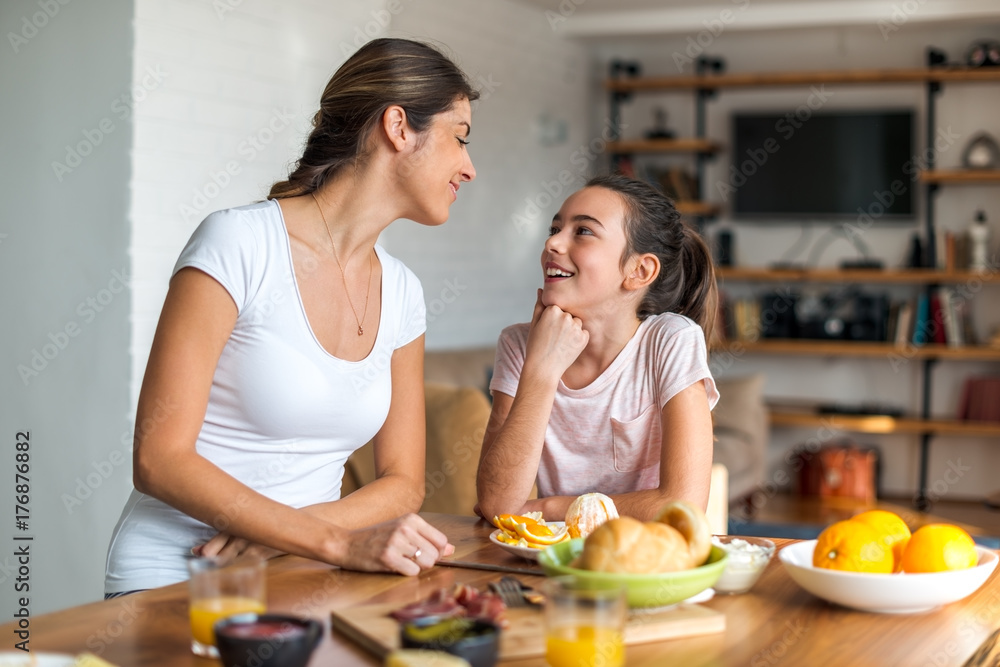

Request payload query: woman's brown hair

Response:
[269,38,479,199]
[586,173,718,344]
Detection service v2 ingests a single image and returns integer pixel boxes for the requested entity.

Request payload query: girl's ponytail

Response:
[584,173,718,346]
[675,225,718,346]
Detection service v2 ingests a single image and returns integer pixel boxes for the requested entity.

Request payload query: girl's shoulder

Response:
[641,312,701,338]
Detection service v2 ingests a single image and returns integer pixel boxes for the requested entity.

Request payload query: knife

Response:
[436,559,544,576]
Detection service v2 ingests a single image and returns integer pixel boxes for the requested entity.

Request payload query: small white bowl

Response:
[711,536,776,594]
[779,540,998,614]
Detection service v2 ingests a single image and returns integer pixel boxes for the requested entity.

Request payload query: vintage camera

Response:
[794,288,889,341]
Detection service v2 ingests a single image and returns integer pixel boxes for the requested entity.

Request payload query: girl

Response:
[476,174,719,522]
[105,38,477,596]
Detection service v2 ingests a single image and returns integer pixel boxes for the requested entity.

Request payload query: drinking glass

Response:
[187,555,267,657]
[544,575,627,667]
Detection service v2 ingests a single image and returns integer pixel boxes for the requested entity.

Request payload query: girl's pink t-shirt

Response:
[490,313,719,498]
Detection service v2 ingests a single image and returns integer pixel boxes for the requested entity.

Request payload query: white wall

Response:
[591,22,1000,501]
[1,0,134,617]
[384,1,591,348]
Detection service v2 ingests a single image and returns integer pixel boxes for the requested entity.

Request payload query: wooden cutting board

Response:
[330,601,724,661]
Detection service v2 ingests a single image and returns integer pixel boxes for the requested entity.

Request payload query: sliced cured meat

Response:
[388,588,464,623]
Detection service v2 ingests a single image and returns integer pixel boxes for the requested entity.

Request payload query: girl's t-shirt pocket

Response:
[611,404,660,473]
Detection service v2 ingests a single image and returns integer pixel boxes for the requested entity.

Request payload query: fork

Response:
[489,576,527,607]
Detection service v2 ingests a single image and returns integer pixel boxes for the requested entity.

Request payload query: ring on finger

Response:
[411,549,422,560]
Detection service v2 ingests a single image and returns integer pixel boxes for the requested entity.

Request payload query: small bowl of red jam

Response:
[214,613,322,667]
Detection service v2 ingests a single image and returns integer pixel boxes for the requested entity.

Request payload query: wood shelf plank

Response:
[607,138,720,154]
[716,339,1000,360]
[675,200,719,217]
[716,267,1000,283]
[769,410,1000,437]
[920,169,1000,184]
[606,67,1000,92]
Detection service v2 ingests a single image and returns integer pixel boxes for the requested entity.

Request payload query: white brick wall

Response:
[129,0,388,404]
[385,1,592,349]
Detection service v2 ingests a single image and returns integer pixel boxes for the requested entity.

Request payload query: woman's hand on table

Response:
[194,532,284,564]
[343,513,455,576]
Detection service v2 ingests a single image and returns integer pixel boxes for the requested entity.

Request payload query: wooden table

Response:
[6,513,1000,666]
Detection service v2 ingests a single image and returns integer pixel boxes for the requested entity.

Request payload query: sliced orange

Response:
[493,513,540,532]
[514,521,568,546]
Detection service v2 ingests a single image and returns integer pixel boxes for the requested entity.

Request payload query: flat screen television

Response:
[730,110,915,220]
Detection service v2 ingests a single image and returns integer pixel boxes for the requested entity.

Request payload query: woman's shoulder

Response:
[498,322,530,343]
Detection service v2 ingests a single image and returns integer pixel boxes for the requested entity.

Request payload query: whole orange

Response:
[813,520,894,573]
[900,524,978,573]
[850,510,912,572]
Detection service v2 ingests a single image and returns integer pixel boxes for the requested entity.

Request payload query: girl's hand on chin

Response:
[526,289,589,379]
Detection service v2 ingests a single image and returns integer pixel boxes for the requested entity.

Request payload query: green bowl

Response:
[537,539,728,608]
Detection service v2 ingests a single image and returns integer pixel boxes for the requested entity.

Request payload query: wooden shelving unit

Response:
[720,339,1000,361]
[605,138,719,154]
[605,66,1000,93]
[769,411,1000,438]
[920,170,1000,184]
[607,56,1000,507]
[716,267,1000,284]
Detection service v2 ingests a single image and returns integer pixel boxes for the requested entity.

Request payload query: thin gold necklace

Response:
[311,193,372,337]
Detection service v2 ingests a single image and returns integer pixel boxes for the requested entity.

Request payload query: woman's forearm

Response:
[138,450,349,564]
[304,472,424,528]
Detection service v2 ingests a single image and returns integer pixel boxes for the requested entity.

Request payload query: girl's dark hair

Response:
[269,38,479,199]
[586,173,718,344]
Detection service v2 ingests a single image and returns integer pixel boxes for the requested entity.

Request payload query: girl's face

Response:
[541,186,633,317]
[398,97,476,226]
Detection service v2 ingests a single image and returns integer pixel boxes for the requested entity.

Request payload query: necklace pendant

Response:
[358,325,364,336]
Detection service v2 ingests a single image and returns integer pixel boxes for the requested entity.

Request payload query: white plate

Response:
[0,652,77,667]
[779,540,998,614]
[489,522,567,561]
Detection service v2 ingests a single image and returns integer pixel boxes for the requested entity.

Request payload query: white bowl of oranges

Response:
[779,510,998,614]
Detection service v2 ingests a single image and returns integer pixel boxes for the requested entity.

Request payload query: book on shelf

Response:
[938,286,963,347]
[958,376,1000,423]
[912,293,930,345]
[892,300,913,346]
[930,292,946,344]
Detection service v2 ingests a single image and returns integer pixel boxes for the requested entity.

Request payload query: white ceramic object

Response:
[779,540,998,614]
[489,522,566,561]
[712,535,776,594]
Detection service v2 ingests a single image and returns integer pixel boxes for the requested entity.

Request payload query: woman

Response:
[105,38,478,596]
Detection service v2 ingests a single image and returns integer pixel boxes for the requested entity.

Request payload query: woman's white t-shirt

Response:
[489,314,719,498]
[105,199,425,593]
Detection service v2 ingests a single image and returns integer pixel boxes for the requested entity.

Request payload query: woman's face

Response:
[541,186,632,317]
[398,97,476,225]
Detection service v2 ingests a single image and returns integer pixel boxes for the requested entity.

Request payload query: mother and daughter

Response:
[104,37,717,596]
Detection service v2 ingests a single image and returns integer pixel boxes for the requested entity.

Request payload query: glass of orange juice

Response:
[544,575,627,667]
[186,555,266,657]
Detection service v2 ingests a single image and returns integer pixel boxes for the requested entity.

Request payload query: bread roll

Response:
[574,516,695,574]
[654,500,712,566]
